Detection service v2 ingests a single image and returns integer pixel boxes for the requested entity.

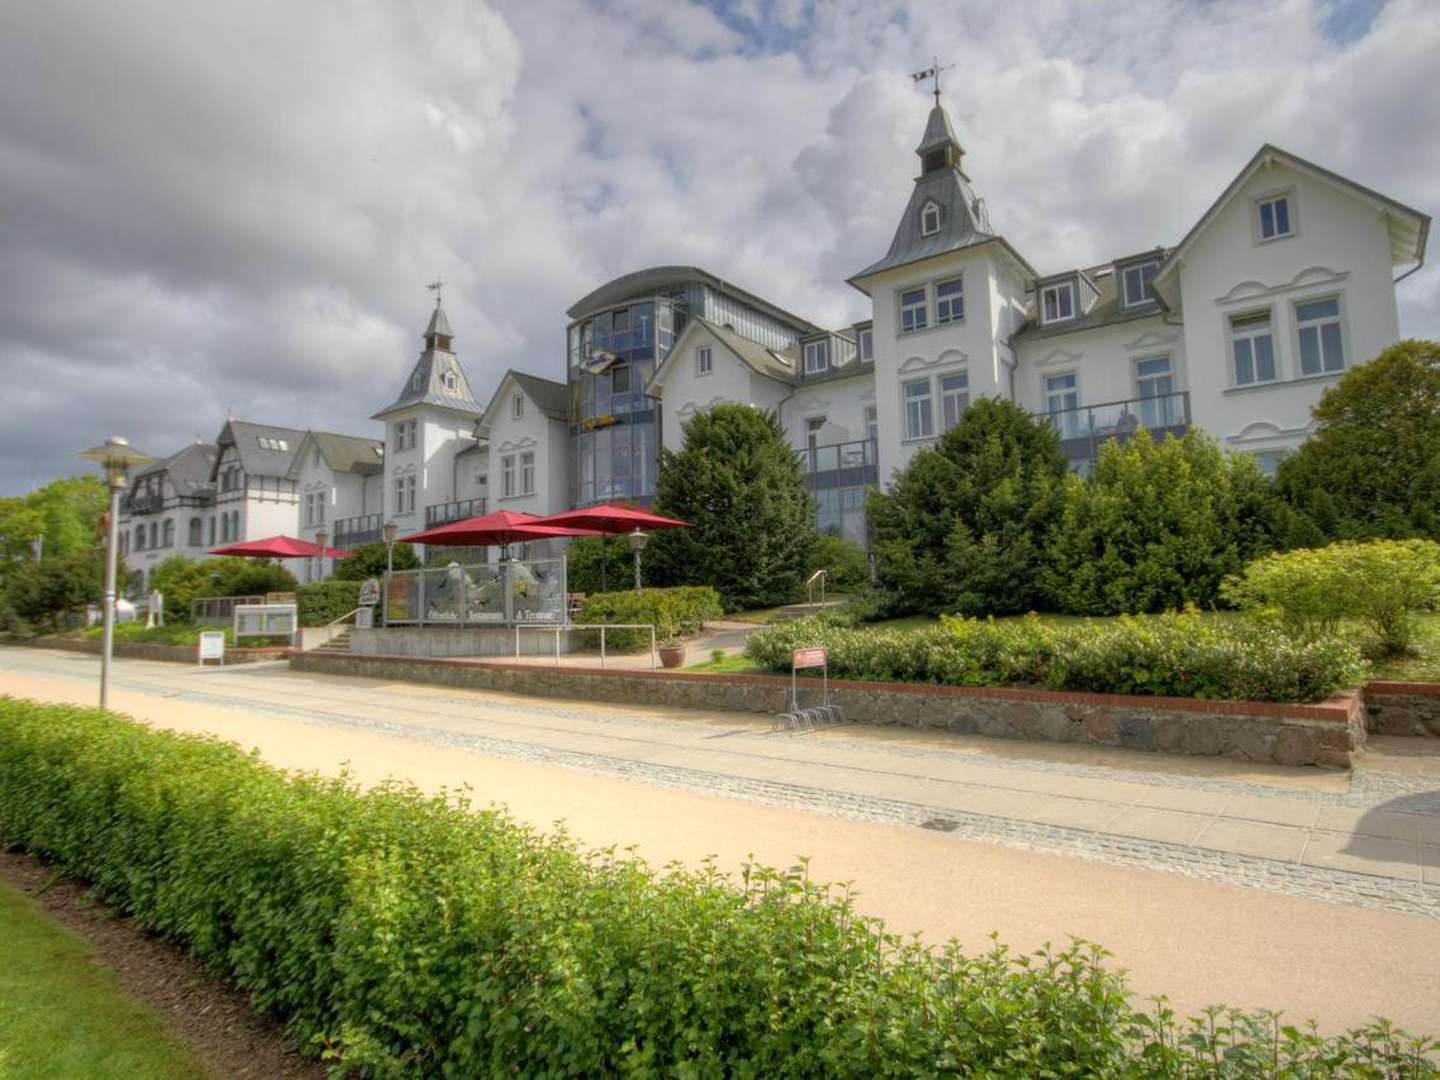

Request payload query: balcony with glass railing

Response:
[333,513,384,546]
[1038,391,1190,464]
[425,497,487,528]
[795,438,879,491]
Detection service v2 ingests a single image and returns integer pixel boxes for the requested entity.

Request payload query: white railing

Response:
[806,568,827,606]
[511,622,657,668]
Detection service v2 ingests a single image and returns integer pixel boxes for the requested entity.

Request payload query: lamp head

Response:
[627,527,649,552]
[79,435,157,489]
[383,521,398,544]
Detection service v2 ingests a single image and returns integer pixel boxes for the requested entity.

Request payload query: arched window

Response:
[188,517,203,547]
[134,526,145,550]
[149,522,159,548]
[920,200,941,237]
[162,520,175,547]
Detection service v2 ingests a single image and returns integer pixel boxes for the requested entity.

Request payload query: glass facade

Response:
[567,295,684,506]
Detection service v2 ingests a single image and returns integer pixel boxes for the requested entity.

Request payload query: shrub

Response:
[2,548,107,632]
[1223,539,1440,655]
[645,404,817,611]
[563,534,639,596]
[576,586,723,651]
[1276,339,1440,540]
[868,398,1067,617]
[1044,430,1285,615]
[331,540,420,581]
[296,580,361,627]
[0,698,1433,1076]
[807,533,869,593]
[744,611,1365,703]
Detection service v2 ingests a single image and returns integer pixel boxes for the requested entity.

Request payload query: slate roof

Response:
[509,371,570,421]
[372,303,486,419]
[706,319,796,382]
[1013,269,1167,343]
[425,303,452,339]
[133,442,217,499]
[916,103,961,156]
[215,420,306,479]
[290,430,384,478]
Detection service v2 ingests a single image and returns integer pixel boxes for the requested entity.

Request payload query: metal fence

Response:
[383,556,568,627]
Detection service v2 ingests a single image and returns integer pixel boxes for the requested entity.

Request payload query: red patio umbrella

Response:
[530,503,690,591]
[209,535,353,559]
[397,509,599,549]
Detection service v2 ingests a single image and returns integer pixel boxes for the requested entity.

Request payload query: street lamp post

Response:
[627,527,648,594]
[382,520,398,627]
[78,436,156,710]
[315,528,329,582]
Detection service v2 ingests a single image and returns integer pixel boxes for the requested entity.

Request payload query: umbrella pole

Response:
[601,545,608,593]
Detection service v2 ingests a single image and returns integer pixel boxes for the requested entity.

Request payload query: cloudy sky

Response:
[1,0,1436,491]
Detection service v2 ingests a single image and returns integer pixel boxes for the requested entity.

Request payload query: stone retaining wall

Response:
[1364,682,1440,736]
[291,651,1366,768]
[21,637,289,666]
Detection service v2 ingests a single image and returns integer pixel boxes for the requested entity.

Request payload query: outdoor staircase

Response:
[773,601,845,623]
[311,629,353,655]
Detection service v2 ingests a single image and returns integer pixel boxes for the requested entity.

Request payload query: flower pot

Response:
[658,644,687,669]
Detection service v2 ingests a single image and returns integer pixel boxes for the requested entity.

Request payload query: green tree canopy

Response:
[868,398,1067,616]
[644,404,816,611]
[1044,430,1285,614]
[1275,339,1440,540]
[332,540,420,581]
[0,475,106,564]
[147,555,297,620]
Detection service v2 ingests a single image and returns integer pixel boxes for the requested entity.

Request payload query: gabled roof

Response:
[213,420,306,479]
[133,442,217,498]
[1155,144,1429,289]
[288,430,384,479]
[476,369,570,432]
[648,317,795,395]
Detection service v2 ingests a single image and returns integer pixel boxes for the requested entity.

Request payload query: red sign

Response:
[792,647,827,669]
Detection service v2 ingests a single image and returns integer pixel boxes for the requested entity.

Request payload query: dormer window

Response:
[857,328,873,363]
[1121,261,1160,308]
[441,368,457,391]
[920,200,941,237]
[1041,283,1075,324]
[803,339,830,375]
[411,371,423,392]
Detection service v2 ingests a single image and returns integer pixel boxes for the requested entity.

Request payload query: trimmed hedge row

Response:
[577,586,723,651]
[745,611,1367,703]
[2,698,1433,1076]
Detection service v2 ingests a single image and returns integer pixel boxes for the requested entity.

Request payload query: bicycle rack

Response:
[771,647,844,733]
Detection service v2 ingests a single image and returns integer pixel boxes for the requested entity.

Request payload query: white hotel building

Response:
[118,97,1429,582]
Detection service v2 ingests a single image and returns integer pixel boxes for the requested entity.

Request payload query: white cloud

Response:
[0,0,1435,489]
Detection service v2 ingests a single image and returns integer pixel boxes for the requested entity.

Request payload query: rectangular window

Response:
[1257,194,1293,241]
[611,364,631,393]
[858,328,873,362]
[900,288,928,334]
[803,339,829,375]
[936,277,964,324]
[903,378,933,440]
[520,451,535,495]
[1296,297,1344,375]
[940,371,969,431]
[1230,310,1277,385]
[502,455,516,498]
[207,517,215,545]
[316,492,325,524]
[406,475,416,513]
[695,346,712,376]
[394,477,406,513]
[1045,372,1080,438]
[513,393,524,419]
[1252,450,1287,477]
[1122,261,1159,307]
[1134,356,1178,428]
[865,404,878,443]
[1041,283,1075,323]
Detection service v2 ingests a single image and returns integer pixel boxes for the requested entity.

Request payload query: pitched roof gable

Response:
[288,430,385,478]
[214,420,306,479]
[476,369,570,431]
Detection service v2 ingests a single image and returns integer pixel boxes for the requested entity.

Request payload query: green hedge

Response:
[2,699,1433,1076]
[576,586,723,651]
[744,611,1366,703]
[295,581,360,627]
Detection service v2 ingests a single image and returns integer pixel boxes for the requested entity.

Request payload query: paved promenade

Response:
[2,646,1438,1034]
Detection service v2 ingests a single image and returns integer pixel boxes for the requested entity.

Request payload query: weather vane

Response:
[910,56,954,105]
[427,279,445,307]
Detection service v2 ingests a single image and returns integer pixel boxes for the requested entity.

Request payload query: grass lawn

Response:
[75,624,290,648]
[692,607,1440,685]
[0,882,204,1079]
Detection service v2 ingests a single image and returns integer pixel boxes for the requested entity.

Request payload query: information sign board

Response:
[792,647,828,669]
[358,578,381,607]
[197,631,225,666]
[355,607,374,630]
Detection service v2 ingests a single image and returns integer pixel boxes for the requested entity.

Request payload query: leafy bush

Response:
[79,623,290,647]
[1224,539,1440,655]
[645,404,817,611]
[158,556,299,619]
[807,533,869,593]
[576,586,723,651]
[1044,430,1286,615]
[0,698,1433,1076]
[296,580,360,627]
[744,611,1365,703]
[868,398,1067,617]
[563,534,639,596]
[331,541,419,581]
[1,549,107,632]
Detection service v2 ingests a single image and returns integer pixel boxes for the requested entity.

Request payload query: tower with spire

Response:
[372,290,487,526]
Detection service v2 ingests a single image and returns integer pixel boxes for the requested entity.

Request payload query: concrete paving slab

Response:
[1423,846,1440,886]
[1107,807,1215,846]
[1315,805,1421,843]
[1193,819,1308,862]
[1125,785,1231,816]
[1219,793,1320,829]
[1303,833,1421,882]
[1019,795,1126,833]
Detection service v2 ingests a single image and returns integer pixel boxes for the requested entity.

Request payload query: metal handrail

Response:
[805,568,826,606]
[325,607,364,629]
[511,622,657,669]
